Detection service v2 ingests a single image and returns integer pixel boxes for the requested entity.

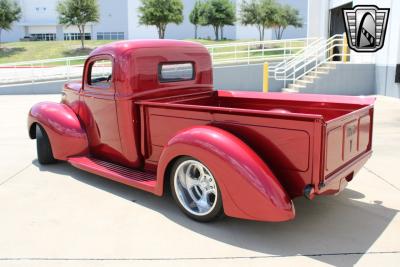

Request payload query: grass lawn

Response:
[0,38,304,65]
[0,40,113,64]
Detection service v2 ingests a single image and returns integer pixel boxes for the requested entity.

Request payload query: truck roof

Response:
[90,39,207,58]
[86,39,213,98]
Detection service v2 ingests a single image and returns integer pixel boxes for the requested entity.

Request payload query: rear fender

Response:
[156,126,294,222]
[28,101,88,160]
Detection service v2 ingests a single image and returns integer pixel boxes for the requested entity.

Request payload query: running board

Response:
[68,157,157,194]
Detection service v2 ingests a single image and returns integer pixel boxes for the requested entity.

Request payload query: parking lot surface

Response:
[0,94,399,267]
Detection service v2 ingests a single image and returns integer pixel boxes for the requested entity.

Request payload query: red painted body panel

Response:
[138,91,374,198]
[316,151,372,195]
[155,126,295,221]
[27,40,375,222]
[28,102,88,160]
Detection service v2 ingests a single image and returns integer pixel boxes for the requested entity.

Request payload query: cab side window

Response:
[88,59,113,89]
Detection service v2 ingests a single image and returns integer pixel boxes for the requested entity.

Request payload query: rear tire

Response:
[170,156,223,222]
[36,125,57,165]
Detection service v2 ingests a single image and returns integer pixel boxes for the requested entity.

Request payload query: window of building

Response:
[64,33,91,41]
[30,33,56,41]
[97,32,125,40]
[159,63,194,83]
[35,7,46,12]
[88,59,113,89]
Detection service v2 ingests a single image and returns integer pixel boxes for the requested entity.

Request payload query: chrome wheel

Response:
[173,159,218,216]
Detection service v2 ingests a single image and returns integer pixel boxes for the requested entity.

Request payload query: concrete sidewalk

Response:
[0,94,399,267]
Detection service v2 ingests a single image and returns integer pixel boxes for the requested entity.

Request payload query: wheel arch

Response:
[27,101,89,160]
[156,125,295,222]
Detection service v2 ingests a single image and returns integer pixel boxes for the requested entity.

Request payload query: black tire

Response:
[170,156,223,222]
[36,125,57,165]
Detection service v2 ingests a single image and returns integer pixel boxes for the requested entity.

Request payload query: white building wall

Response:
[307,0,329,38]
[20,0,58,25]
[2,0,58,42]
[27,26,56,34]
[93,0,129,40]
[1,0,308,42]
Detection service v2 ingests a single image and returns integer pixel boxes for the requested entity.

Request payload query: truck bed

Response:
[137,91,374,198]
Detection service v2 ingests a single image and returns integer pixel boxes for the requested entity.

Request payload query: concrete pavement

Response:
[0,94,399,267]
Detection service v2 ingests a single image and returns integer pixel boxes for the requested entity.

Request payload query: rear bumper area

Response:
[316,150,372,196]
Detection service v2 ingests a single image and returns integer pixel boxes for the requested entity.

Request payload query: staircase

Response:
[273,33,349,93]
[282,62,337,93]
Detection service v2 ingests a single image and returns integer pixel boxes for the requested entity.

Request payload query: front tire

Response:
[36,125,57,165]
[170,156,223,222]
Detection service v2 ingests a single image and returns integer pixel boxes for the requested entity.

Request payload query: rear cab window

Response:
[159,62,194,83]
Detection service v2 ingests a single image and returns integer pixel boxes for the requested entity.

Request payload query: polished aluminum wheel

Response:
[173,160,218,216]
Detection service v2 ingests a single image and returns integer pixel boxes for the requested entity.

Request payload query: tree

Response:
[0,0,21,48]
[271,4,303,40]
[57,0,100,49]
[201,0,236,40]
[138,0,184,39]
[189,1,204,39]
[239,0,278,41]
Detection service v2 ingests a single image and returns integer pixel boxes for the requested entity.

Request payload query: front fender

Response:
[28,101,88,160]
[156,126,294,222]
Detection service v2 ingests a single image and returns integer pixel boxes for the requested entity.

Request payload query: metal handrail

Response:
[207,37,317,66]
[273,37,323,71]
[204,37,312,48]
[289,43,344,82]
[273,34,347,87]
[274,34,343,75]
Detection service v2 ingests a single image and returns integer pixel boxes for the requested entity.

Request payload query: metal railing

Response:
[273,33,371,88]
[271,37,323,72]
[0,38,317,85]
[274,34,345,87]
[208,38,317,69]
[0,56,87,85]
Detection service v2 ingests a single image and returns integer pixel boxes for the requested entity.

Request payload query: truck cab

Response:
[28,40,374,222]
[62,40,213,169]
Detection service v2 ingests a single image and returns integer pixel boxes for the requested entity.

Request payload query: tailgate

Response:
[324,105,373,178]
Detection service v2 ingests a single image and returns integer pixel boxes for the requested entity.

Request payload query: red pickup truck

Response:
[28,40,374,222]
